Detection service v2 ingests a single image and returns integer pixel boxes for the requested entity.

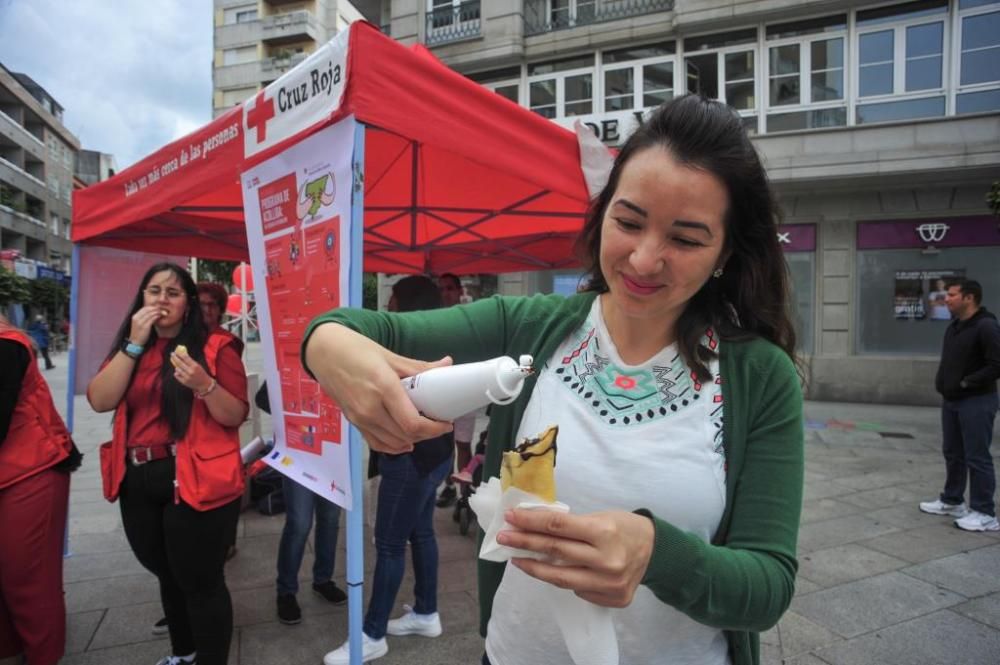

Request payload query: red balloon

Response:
[226,293,243,315]
[231,264,254,292]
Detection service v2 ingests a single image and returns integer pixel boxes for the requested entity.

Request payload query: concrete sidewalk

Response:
[41,346,1000,665]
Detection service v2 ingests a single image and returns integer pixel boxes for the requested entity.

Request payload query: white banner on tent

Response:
[241,28,349,159]
[72,246,176,395]
[241,117,355,509]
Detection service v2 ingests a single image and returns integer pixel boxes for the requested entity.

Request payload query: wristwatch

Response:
[121,339,145,359]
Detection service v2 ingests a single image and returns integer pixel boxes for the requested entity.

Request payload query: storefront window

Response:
[856,217,1000,355]
[780,224,816,355]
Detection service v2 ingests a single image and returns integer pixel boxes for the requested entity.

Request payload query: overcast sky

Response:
[0,0,213,169]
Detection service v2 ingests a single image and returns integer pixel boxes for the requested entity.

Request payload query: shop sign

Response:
[13,259,36,279]
[858,216,999,249]
[777,224,816,252]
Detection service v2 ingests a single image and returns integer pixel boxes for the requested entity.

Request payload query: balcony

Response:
[261,10,320,45]
[426,1,481,46]
[0,157,47,200]
[524,0,674,36]
[0,204,47,242]
[261,51,309,75]
[0,110,45,161]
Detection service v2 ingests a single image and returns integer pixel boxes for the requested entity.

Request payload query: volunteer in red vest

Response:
[87,263,248,665]
[0,313,80,665]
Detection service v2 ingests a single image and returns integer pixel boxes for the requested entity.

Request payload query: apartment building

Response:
[0,63,78,274]
[212,0,378,117]
[370,0,1000,405]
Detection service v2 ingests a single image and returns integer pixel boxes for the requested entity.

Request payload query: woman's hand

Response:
[128,305,163,346]
[171,350,213,394]
[305,322,454,453]
[498,508,656,608]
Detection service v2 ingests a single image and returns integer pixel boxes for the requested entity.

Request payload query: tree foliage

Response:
[30,277,69,319]
[988,180,1000,218]
[0,267,31,307]
[195,259,240,287]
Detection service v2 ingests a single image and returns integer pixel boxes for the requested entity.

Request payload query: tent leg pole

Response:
[346,122,367,665]
[64,243,82,558]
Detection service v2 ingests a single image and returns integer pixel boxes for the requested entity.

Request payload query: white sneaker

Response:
[155,655,196,665]
[323,633,388,665]
[954,510,1000,532]
[919,499,968,517]
[387,604,442,637]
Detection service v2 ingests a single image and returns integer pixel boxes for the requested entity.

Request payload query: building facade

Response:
[371,0,1000,406]
[212,0,376,118]
[0,64,79,274]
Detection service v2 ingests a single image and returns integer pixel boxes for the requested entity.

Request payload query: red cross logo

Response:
[246,90,276,144]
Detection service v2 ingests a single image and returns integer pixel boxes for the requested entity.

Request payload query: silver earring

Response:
[712,268,724,278]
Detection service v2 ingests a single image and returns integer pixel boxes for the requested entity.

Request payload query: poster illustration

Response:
[241,118,356,508]
[893,269,964,321]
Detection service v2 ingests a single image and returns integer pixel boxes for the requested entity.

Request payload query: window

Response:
[855,0,948,123]
[602,42,675,112]
[50,213,59,234]
[956,0,1000,113]
[683,29,758,129]
[549,0,595,28]
[528,55,594,118]
[764,15,848,132]
[224,5,258,24]
[469,66,522,103]
[223,46,257,66]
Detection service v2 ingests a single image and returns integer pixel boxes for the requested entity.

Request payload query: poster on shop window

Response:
[241,117,355,508]
[893,269,964,321]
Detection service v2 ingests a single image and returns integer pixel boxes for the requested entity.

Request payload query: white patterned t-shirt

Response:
[485,296,729,665]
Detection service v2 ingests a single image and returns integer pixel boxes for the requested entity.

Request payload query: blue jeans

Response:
[363,454,452,639]
[276,476,341,595]
[940,392,998,516]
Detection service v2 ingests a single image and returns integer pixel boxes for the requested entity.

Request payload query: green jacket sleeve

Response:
[638,344,803,632]
[301,295,516,376]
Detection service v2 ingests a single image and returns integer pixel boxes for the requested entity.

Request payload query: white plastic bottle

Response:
[401,355,534,421]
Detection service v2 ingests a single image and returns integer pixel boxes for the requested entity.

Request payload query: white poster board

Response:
[72,245,176,395]
[241,117,355,508]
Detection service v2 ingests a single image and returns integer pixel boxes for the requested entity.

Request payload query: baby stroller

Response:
[452,426,488,536]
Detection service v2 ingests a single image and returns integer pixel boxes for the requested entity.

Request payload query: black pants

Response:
[39,346,54,369]
[119,456,240,665]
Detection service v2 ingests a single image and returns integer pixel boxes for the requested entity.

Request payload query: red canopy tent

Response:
[72,21,590,274]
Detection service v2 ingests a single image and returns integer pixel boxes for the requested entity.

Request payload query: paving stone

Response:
[775,610,843,658]
[797,514,901,553]
[862,503,944,530]
[831,469,923,491]
[952,591,1000,630]
[802,480,855,502]
[800,498,861,524]
[59,638,167,665]
[64,571,161,614]
[791,571,964,638]
[65,609,103,654]
[837,484,924,509]
[88,601,168,650]
[815,610,1000,665]
[66,530,133,556]
[798,544,908,588]
[63,548,148,583]
[862,523,998,563]
[795,576,823,595]
[902,544,1000,597]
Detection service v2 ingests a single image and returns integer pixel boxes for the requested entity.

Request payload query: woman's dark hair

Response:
[575,94,796,380]
[106,262,207,439]
[392,275,443,312]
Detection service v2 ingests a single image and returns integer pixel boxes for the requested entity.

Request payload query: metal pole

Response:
[347,121,366,665]
[64,243,82,558]
[240,261,248,347]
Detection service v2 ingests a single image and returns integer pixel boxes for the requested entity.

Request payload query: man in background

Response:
[920,279,1000,532]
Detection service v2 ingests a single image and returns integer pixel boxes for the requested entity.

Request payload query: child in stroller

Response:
[451,424,488,535]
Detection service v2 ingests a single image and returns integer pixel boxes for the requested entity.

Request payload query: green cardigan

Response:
[304,292,804,665]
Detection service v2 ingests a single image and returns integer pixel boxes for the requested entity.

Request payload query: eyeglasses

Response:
[145,287,185,300]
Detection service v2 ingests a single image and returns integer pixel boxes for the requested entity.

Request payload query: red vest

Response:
[99,332,245,511]
[0,323,73,489]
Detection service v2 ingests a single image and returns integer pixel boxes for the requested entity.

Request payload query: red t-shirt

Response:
[125,338,248,447]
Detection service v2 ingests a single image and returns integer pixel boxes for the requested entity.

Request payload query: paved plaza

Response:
[36,344,1000,665]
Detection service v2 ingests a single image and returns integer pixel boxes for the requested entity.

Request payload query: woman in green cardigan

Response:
[304,95,803,665]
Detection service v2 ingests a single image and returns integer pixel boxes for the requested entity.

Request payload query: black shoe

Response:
[277,593,302,624]
[312,580,347,605]
[152,616,168,635]
[436,485,457,508]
